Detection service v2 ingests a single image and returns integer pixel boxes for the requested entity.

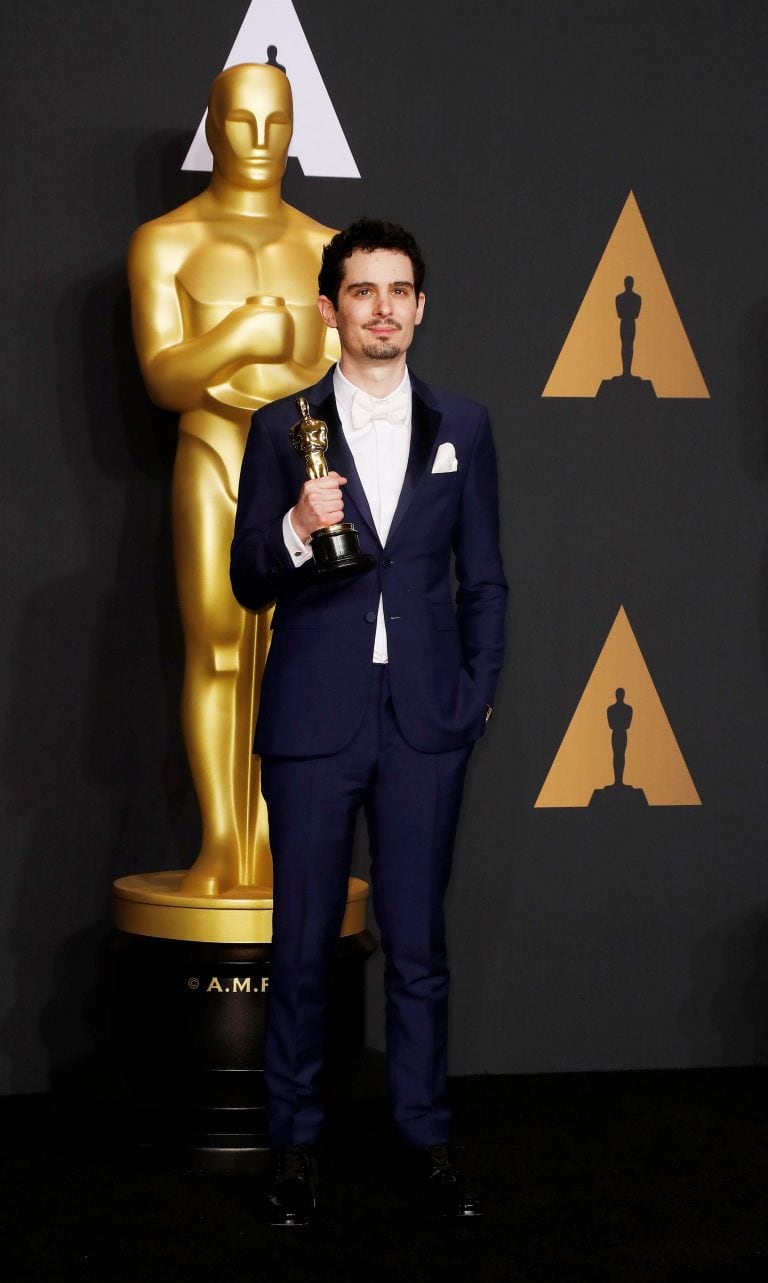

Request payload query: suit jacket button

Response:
[382,558,393,568]
[365,610,377,623]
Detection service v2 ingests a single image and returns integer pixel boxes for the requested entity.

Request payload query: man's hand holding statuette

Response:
[292,473,347,541]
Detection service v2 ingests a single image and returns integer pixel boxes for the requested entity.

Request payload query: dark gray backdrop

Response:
[3,0,768,1094]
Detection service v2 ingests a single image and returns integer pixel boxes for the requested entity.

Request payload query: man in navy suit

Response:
[230,220,507,1225]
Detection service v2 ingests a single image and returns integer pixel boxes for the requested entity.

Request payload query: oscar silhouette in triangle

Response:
[542,192,708,399]
[266,45,286,73]
[618,282,640,377]
[535,606,701,808]
[588,687,649,809]
[596,277,656,402]
[609,688,632,782]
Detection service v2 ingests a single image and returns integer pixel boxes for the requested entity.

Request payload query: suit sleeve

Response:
[452,409,508,710]
[230,409,315,611]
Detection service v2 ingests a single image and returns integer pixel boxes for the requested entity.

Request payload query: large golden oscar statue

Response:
[113,63,367,942]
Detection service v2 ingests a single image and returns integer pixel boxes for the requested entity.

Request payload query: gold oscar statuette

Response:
[113,62,369,942]
[289,397,373,577]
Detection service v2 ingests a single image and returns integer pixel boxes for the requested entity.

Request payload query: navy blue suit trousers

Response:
[261,666,471,1148]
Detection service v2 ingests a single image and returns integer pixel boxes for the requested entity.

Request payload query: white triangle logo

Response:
[182,0,360,179]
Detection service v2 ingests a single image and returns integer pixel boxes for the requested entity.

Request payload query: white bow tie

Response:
[349,387,411,435]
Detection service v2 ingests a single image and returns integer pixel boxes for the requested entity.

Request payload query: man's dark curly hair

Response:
[318,218,425,307]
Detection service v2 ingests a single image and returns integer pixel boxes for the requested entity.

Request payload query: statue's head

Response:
[206,63,293,189]
[615,687,625,701]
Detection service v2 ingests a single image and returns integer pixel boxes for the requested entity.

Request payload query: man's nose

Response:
[373,291,393,315]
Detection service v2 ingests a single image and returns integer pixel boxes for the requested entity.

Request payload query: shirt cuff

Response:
[282,509,313,566]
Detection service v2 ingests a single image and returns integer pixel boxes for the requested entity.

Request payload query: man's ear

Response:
[317,295,338,329]
[415,292,426,326]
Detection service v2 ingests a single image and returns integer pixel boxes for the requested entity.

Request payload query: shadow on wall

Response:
[680,907,768,1067]
[0,135,205,1092]
[737,300,768,705]
[737,299,768,483]
[129,130,207,227]
[672,308,768,1069]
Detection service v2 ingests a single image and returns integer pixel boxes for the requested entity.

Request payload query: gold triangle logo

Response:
[534,606,701,808]
[542,192,709,399]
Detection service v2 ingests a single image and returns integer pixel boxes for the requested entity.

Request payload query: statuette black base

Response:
[311,524,374,578]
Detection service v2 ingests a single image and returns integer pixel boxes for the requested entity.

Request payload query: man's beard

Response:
[361,340,402,361]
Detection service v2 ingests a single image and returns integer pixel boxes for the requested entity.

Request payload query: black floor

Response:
[2,1068,768,1282]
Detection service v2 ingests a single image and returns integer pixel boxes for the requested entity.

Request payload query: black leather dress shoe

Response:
[266,1145,318,1227]
[413,1144,483,1219]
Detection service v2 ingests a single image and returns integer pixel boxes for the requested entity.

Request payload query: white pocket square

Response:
[431,442,458,473]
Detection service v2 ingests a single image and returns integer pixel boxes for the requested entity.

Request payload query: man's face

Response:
[207,65,292,189]
[318,250,425,364]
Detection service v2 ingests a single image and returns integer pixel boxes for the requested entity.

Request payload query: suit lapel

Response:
[385,384,442,546]
[315,387,380,545]
[305,371,442,548]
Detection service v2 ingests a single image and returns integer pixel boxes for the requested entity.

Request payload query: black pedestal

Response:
[596,373,657,401]
[588,783,649,809]
[55,928,378,1169]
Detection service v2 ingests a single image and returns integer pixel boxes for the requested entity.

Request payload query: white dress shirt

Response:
[282,365,412,662]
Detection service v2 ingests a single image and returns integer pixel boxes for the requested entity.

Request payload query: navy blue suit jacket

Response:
[230,367,507,757]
